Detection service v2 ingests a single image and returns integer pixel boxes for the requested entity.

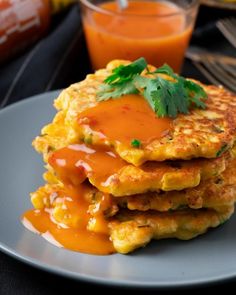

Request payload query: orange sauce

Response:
[48,144,126,187]
[82,0,194,71]
[23,95,173,255]
[22,185,115,255]
[22,210,115,255]
[78,94,172,146]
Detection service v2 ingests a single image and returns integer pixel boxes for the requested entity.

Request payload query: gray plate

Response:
[0,91,236,289]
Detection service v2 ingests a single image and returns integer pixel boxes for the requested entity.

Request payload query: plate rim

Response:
[1,91,236,289]
[1,240,236,289]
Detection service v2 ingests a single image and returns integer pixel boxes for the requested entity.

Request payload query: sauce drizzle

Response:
[78,94,172,146]
[22,185,115,255]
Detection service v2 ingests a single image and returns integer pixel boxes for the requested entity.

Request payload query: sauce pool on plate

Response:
[22,184,115,255]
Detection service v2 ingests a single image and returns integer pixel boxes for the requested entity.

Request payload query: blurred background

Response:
[0,0,236,108]
[0,0,90,108]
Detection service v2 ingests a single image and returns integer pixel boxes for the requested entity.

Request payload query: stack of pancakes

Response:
[31,60,236,254]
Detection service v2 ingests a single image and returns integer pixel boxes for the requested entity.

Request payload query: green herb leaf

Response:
[97,58,208,118]
[153,63,174,76]
[183,79,207,109]
[104,57,147,85]
[97,82,138,101]
[216,144,228,157]
[131,139,141,148]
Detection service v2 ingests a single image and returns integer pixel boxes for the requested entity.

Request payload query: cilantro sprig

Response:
[97,58,146,101]
[97,58,207,118]
[104,57,147,85]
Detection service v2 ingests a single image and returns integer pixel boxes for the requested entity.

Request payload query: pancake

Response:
[33,60,236,166]
[118,181,236,213]
[46,143,228,196]
[109,206,234,254]
[116,157,236,212]
[30,181,235,254]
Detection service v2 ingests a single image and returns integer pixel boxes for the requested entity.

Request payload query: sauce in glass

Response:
[82,0,196,72]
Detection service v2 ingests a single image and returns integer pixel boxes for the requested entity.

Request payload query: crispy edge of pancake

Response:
[36,59,236,165]
[118,183,236,213]
[94,155,226,196]
[109,207,234,254]
[116,157,236,212]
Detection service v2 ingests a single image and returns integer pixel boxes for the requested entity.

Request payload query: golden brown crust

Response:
[93,155,226,196]
[116,157,236,212]
[109,207,234,254]
[119,182,236,213]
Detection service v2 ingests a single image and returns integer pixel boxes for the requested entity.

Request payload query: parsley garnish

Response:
[97,58,207,118]
[131,139,141,148]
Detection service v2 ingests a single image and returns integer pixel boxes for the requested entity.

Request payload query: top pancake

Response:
[33,60,236,165]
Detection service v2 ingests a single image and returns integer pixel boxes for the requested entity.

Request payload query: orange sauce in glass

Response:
[82,0,194,71]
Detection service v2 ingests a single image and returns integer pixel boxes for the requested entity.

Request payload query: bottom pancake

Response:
[109,207,234,254]
[30,181,235,254]
[117,180,236,213]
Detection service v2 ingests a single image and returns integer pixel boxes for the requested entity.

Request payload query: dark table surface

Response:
[1,3,236,294]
